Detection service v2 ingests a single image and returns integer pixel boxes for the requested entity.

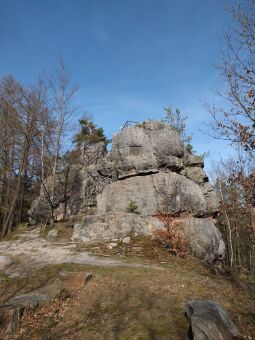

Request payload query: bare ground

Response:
[0,227,254,339]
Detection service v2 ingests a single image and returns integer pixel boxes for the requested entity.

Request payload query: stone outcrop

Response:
[181,218,225,262]
[29,120,224,262]
[185,300,240,339]
[72,212,164,242]
[97,172,207,217]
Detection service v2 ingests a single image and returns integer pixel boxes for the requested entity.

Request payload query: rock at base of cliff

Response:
[72,212,164,242]
[181,218,225,263]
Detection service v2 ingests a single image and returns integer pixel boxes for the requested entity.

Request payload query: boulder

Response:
[112,121,184,172]
[72,212,164,242]
[181,218,225,262]
[97,172,207,217]
[0,294,49,332]
[185,300,240,339]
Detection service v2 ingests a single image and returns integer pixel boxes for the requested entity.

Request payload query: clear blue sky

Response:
[0,0,236,170]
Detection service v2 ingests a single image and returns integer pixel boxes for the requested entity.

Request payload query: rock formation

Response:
[29,120,225,262]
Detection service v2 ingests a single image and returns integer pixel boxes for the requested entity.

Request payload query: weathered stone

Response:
[0,256,13,270]
[112,121,184,172]
[184,154,204,167]
[72,213,164,242]
[97,172,207,217]
[185,300,240,340]
[200,183,219,215]
[122,237,131,244]
[181,218,225,262]
[157,154,184,171]
[46,229,58,239]
[181,167,208,184]
[29,120,224,262]
[0,294,49,333]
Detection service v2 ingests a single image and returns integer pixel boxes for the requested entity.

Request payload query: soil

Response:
[0,226,254,339]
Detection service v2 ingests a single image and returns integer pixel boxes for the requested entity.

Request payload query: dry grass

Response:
[0,256,254,340]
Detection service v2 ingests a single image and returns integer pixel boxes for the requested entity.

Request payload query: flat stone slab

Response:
[0,293,49,333]
[0,271,93,334]
[185,300,240,340]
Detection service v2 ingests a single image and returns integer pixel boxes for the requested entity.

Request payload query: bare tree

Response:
[211,151,255,273]
[41,62,78,224]
[0,77,45,237]
[209,0,255,154]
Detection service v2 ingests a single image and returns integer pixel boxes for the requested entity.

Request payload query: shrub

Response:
[126,200,139,214]
[153,213,189,258]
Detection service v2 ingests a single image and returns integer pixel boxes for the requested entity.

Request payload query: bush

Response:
[126,200,139,214]
[153,213,189,258]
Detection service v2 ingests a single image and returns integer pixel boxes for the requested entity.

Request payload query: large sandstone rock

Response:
[111,121,184,176]
[97,172,207,217]
[181,218,225,262]
[72,212,164,242]
[29,120,224,262]
[185,300,240,339]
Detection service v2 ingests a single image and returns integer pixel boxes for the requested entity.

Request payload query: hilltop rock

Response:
[29,120,224,262]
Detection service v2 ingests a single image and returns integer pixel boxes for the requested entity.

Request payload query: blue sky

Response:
[0,0,236,170]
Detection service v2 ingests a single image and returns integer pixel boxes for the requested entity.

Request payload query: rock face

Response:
[185,300,240,339]
[97,172,207,217]
[29,120,224,261]
[72,212,164,242]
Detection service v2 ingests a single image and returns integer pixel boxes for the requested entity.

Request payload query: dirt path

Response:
[0,229,161,275]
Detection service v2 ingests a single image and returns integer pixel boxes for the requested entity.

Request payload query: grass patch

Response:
[0,259,254,340]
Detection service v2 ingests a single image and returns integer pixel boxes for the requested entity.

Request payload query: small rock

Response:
[46,229,58,239]
[59,271,93,290]
[0,256,13,270]
[122,237,131,244]
[107,242,118,249]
